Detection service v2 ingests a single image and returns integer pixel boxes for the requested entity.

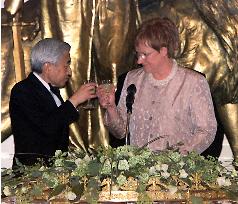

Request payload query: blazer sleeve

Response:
[9,84,79,137]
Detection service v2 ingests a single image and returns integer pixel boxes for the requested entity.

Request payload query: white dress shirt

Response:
[33,72,62,107]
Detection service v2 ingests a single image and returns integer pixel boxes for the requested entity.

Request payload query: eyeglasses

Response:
[135,51,155,59]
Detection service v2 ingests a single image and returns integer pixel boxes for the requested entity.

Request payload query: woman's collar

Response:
[146,59,178,87]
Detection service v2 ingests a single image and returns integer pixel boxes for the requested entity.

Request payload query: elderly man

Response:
[9,38,96,167]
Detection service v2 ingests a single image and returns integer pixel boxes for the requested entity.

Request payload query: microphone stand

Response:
[125,111,131,145]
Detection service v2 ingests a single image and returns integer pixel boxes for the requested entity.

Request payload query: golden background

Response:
[1,0,238,159]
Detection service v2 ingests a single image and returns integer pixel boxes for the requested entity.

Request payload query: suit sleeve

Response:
[9,85,79,138]
[182,76,217,153]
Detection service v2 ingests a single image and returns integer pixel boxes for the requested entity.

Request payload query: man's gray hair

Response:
[30,38,71,73]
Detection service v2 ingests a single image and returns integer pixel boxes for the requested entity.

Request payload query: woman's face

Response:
[135,42,164,74]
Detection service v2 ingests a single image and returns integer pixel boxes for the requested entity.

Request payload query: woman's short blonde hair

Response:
[135,17,179,58]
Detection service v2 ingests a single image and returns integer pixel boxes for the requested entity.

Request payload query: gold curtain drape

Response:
[1,0,238,159]
[1,0,138,150]
[40,0,138,150]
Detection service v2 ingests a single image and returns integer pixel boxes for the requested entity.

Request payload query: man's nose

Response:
[67,66,72,76]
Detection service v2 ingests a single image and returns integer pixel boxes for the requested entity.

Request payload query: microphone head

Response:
[126,84,137,113]
[127,84,137,94]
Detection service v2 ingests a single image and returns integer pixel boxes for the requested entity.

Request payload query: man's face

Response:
[48,51,72,88]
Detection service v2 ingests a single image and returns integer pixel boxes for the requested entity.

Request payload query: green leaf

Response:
[15,158,24,167]
[87,178,100,190]
[137,192,152,204]
[71,183,84,198]
[31,170,42,178]
[88,160,101,176]
[225,190,238,201]
[44,179,56,188]
[136,181,147,193]
[48,184,66,199]
[30,185,43,197]
[191,196,203,204]
[64,160,76,168]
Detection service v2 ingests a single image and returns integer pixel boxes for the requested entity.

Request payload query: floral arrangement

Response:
[1,145,238,203]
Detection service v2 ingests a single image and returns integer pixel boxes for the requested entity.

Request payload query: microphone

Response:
[125,84,136,145]
[126,84,137,114]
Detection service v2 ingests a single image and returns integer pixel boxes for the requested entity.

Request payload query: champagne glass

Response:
[81,79,97,110]
[101,79,113,93]
[101,79,113,106]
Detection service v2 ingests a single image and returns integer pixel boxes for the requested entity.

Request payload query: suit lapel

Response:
[27,73,59,108]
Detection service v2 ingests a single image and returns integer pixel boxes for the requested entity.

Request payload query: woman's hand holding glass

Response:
[96,80,116,109]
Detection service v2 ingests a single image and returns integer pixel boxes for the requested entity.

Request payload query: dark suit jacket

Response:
[9,72,79,166]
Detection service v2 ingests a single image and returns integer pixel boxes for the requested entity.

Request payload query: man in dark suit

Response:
[9,38,97,167]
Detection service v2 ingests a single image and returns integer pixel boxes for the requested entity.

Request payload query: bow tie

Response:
[48,83,64,105]
[49,83,60,96]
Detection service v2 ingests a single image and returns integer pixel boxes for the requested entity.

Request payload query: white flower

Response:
[149,166,156,175]
[128,152,134,157]
[138,173,149,182]
[168,185,178,195]
[224,178,231,186]
[54,158,64,167]
[66,191,77,201]
[101,159,111,175]
[3,186,12,196]
[161,164,169,172]
[55,167,64,171]
[39,166,45,171]
[75,158,83,166]
[179,161,185,168]
[55,150,62,157]
[231,169,238,177]
[161,171,170,179]
[21,187,27,193]
[42,172,59,187]
[217,177,225,186]
[99,156,106,163]
[116,174,127,186]
[217,177,231,186]
[84,155,91,162]
[216,166,221,172]
[118,159,129,171]
[155,164,161,171]
[179,169,188,178]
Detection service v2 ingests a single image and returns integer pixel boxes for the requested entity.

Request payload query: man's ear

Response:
[160,47,168,57]
[42,62,50,73]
